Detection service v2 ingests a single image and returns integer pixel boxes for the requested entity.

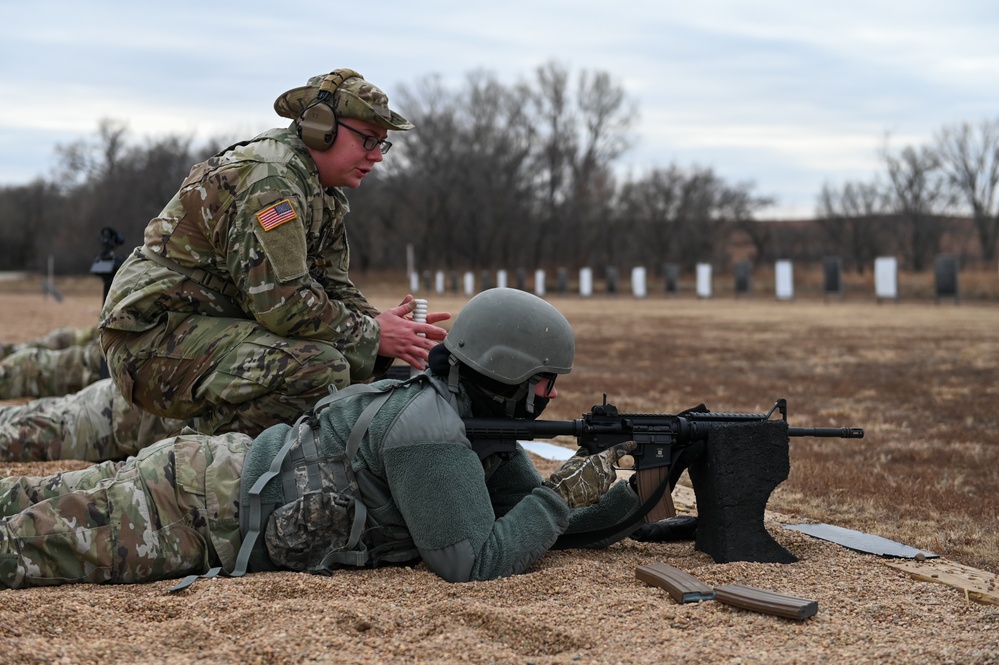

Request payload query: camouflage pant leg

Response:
[105,316,352,436]
[0,432,248,588]
[0,340,104,399]
[0,394,71,462]
[0,459,122,516]
[0,326,98,361]
[112,389,186,460]
[0,379,184,462]
[31,325,98,351]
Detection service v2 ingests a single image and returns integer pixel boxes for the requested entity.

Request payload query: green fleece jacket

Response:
[243,374,640,582]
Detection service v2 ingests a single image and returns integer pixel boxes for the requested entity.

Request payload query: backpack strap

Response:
[170,376,430,592]
[169,412,309,593]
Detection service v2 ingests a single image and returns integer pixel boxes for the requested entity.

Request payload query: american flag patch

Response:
[256,199,298,231]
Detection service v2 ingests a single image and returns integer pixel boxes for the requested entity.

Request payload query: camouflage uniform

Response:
[0,378,184,462]
[0,326,97,361]
[100,73,413,436]
[0,373,639,588]
[0,337,104,400]
[0,431,249,587]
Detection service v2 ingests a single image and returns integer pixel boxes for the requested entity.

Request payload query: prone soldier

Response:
[0,289,640,588]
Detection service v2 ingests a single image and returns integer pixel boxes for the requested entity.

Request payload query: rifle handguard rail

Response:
[463,397,864,549]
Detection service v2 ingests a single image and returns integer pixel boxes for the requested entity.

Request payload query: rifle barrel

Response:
[462,418,581,440]
[788,427,864,438]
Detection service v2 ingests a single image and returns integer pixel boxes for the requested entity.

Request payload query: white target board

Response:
[534,269,546,296]
[631,266,647,298]
[775,260,794,300]
[696,263,712,298]
[874,257,898,300]
[579,267,593,297]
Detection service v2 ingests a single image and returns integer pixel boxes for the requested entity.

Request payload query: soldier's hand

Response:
[376,295,450,369]
[543,441,638,508]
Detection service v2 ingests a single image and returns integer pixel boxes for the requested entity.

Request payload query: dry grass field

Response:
[0,271,997,664]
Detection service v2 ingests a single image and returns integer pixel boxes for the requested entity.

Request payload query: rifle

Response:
[463,397,863,527]
[89,226,125,380]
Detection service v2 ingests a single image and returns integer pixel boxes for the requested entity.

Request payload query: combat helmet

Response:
[441,288,574,417]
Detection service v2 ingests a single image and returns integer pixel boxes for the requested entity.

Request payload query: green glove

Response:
[543,441,638,508]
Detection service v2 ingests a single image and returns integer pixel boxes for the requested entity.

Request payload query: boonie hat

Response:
[274,72,413,131]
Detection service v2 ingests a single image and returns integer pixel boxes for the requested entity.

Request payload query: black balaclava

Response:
[427,344,550,420]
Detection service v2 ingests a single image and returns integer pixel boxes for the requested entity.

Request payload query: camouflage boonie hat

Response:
[274,71,414,131]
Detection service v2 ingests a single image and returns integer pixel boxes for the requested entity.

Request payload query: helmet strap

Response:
[499,383,530,418]
[483,379,545,418]
[447,353,461,396]
[523,376,540,415]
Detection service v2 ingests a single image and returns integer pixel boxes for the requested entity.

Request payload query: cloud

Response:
[1,0,997,218]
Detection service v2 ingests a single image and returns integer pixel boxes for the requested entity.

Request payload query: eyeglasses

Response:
[337,122,392,155]
[537,373,558,397]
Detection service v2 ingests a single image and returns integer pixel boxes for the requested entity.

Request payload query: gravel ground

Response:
[0,458,996,664]
[0,288,997,664]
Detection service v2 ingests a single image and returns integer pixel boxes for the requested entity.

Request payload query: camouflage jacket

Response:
[100,127,382,381]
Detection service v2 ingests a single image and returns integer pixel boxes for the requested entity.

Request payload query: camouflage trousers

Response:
[0,326,98,361]
[0,431,251,588]
[0,378,185,462]
[0,339,104,399]
[103,314,352,436]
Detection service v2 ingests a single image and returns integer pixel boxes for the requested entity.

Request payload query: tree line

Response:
[0,62,995,277]
[819,123,999,270]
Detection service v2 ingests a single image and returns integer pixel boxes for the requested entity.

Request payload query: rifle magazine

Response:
[636,563,715,604]
[714,584,818,620]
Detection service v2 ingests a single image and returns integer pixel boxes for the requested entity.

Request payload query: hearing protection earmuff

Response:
[298,68,364,151]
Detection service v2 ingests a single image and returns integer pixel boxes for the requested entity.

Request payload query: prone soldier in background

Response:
[0,226,125,402]
[0,378,183,462]
[0,326,103,400]
[0,225,178,460]
[0,326,98,361]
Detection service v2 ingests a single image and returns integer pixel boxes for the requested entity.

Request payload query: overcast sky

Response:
[2,1,997,219]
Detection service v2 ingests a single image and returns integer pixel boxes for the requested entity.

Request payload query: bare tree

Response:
[881,141,949,271]
[617,166,770,272]
[384,75,468,271]
[54,118,130,188]
[26,119,199,272]
[524,61,634,268]
[389,64,632,275]
[0,180,67,271]
[934,119,999,263]
[386,71,537,274]
[816,180,890,272]
[616,165,683,268]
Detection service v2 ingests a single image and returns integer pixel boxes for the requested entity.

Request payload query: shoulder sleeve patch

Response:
[256,199,298,231]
